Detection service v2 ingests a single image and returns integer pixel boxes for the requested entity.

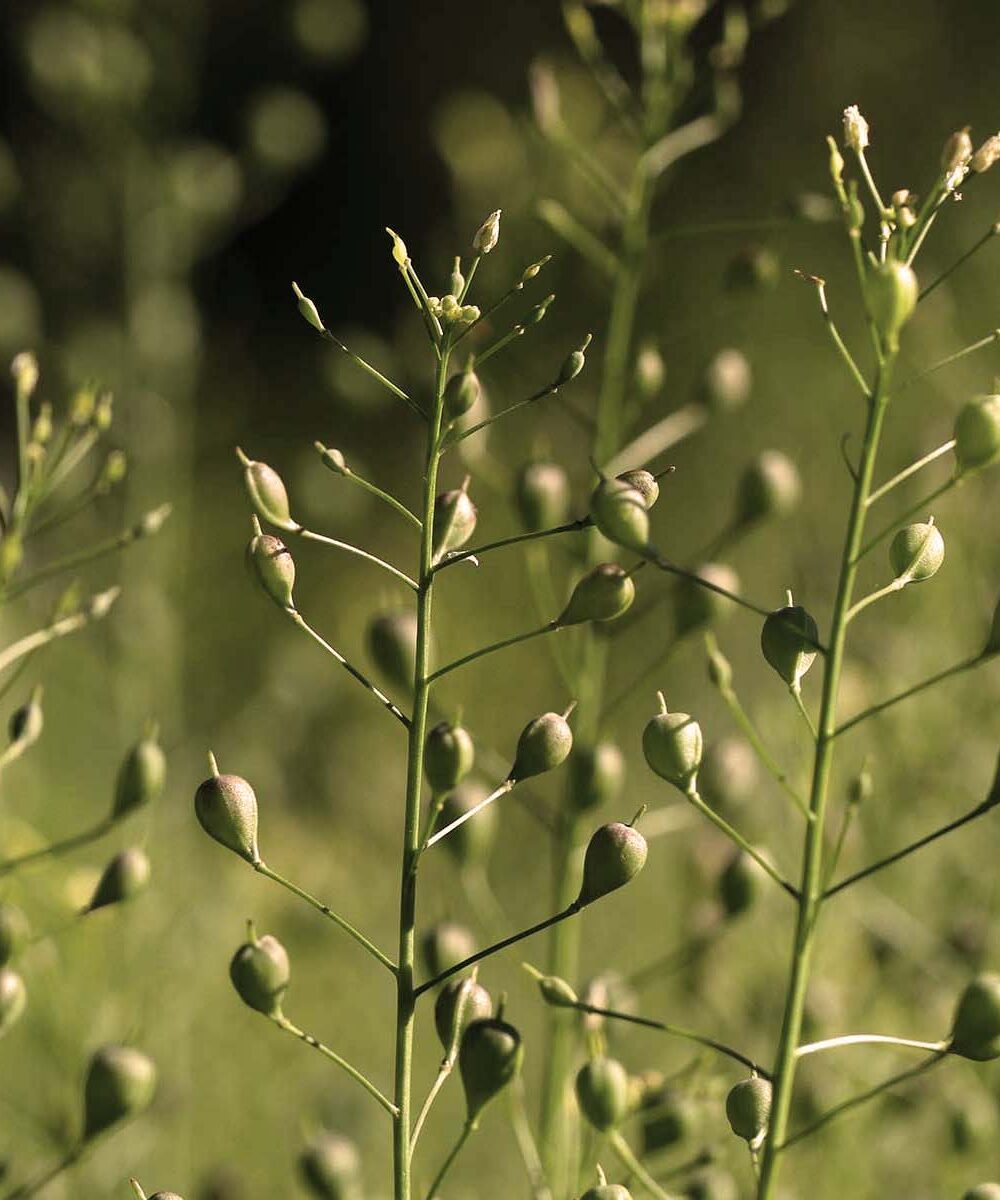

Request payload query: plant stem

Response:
[686,788,798,899]
[610,1131,680,1200]
[866,440,956,505]
[853,477,955,562]
[424,780,514,850]
[918,224,999,301]
[319,328,425,420]
[425,1121,474,1200]
[794,1033,947,1059]
[328,461,422,531]
[0,818,114,879]
[2,1147,82,1200]
[834,652,984,736]
[425,623,562,685]
[272,1013,398,1115]
[432,519,591,573]
[297,528,418,591]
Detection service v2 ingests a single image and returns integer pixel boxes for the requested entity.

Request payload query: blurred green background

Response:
[2,0,1000,1197]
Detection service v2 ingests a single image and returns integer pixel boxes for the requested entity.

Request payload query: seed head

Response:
[516,461,571,532]
[434,975,493,1053]
[842,104,870,154]
[954,394,1000,474]
[473,210,501,255]
[82,1045,157,1141]
[87,847,151,913]
[443,367,482,421]
[194,761,261,865]
[725,1076,771,1143]
[889,520,945,582]
[556,564,635,627]
[523,963,578,1008]
[590,477,650,554]
[577,819,648,907]
[113,727,167,819]
[576,1056,630,1132]
[760,604,819,688]
[246,522,296,609]
[424,721,475,795]
[459,1015,523,1125]
[431,482,477,564]
[950,974,1000,1060]
[509,710,574,782]
[865,261,918,349]
[236,449,298,532]
[642,696,702,792]
[230,929,290,1017]
[557,334,591,385]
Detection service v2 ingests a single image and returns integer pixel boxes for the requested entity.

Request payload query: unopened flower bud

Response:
[94,392,113,431]
[842,104,870,154]
[576,1056,629,1132]
[0,966,26,1037]
[368,610,419,690]
[385,227,409,266]
[424,721,475,795]
[70,385,96,426]
[443,367,482,421]
[113,727,166,819]
[194,760,261,865]
[516,461,571,532]
[246,521,296,609]
[760,604,819,688]
[971,134,1000,174]
[589,478,649,553]
[473,210,501,255]
[521,255,551,285]
[643,695,702,792]
[11,352,39,400]
[32,403,53,445]
[459,1015,523,1124]
[577,817,648,906]
[422,921,476,980]
[315,443,348,475]
[459,304,480,324]
[568,742,625,814]
[0,904,30,966]
[615,469,659,510]
[557,334,592,385]
[509,709,574,782]
[523,963,578,1008]
[434,975,492,1052]
[950,974,1000,1060]
[431,482,477,564]
[87,847,151,913]
[700,348,751,410]
[8,686,43,748]
[230,928,290,1016]
[440,295,461,324]
[889,520,945,581]
[865,260,918,348]
[955,394,1000,474]
[527,294,555,326]
[237,449,298,532]
[725,1076,771,1143]
[292,282,324,332]
[450,257,465,297]
[827,136,845,185]
[736,451,801,525]
[434,781,497,867]
[82,1045,157,1140]
[299,1132,363,1200]
[97,449,127,493]
[942,128,973,172]
[556,564,635,626]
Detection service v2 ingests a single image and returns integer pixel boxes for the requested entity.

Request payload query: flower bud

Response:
[942,128,973,172]
[735,451,801,525]
[523,963,578,1008]
[616,469,659,510]
[434,975,493,1052]
[516,462,571,532]
[440,295,461,324]
[865,261,918,348]
[509,710,574,782]
[0,966,26,1037]
[964,1186,1000,1200]
[760,604,819,688]
[194,764,261,865]
[718,851,759,918]
[950,974,1000,1060]
[431,483,477,564]
[246,528,296,607]
[299,1132,363,1200]
[971,134,1000,174]
[443,367,482,421]
[589,478,650,553]
[97,449,128,494]
[87,847,151,913]
[292,282,324,332]
[11,352,39,400]
[8,686,43,748]
[0,903,30,966]
[459,1015,523,1124]
[424,722,475,795]
[450,257,465,297]
[316,443,348,475]
[842,104,869,153]
[568,742,625,814]
[725,1076,771,1143]
[577,819,648,907]
[955,394,1000,474]
[575,1056,630,1132]
[82,1045,157,1140]
[422,921,476,980]
[434,781,497,867]
[556,564,635,627]
[368,610,419,690]
[236,449,298,532]
[32,403,53,446]
[674,564,741,636]
[385,227,408,266]
[94,392,114,431]
[113,728,167,819]
[557,334,591,385]
[700,348,752,411]
[889,520,945,581]
[473,210,501,255]
[643,696,702,793]
[230,930,290,1016]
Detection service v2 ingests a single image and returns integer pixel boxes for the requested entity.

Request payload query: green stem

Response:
[425,1122,473,1200]
[272,1013,397,1115]
[854,477,955,562]
[610,1131,680,1200]
[794,1033,947,1059]
[444,381,561,448]
[297,528,418,591]
[790,686,817,740]
[889,329,1000,397]
[327,459,421,531]
[432,519,590,573]
[319,328,426,420]
[918,224,999,301]
[508,1077,554,1200]
[0,818,113,879]
[2,1147,82,1200]
[0,590,120,675]
[716,678,809,819]
[687,788,798,899]
[866,440,956,506]
[834,652,984,737]
[426,623,562,685]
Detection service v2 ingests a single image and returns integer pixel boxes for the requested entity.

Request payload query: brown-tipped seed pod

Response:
[616,469,659,510]
[577,820,648,906]
[0,903,29,966]
[229,932,290,1016]
[642,698,702,793]
[246,529,296,609]
[557,564,635,627]
[509,710,574,781]
[82,1045,157,1141]
[237,450,297,531]
[674,563,741,636]
[950,974,1000,1060]
[590,478,649,553]
[865,260,918,347]
[443,368,482,422]
[367,610,419,691]
[194,768,261,865]
[434,781,497,867]
[113,728,167,819]
[421,921,476,980]
[424,722,475,795]
[889,520,945,581]
[760,605,819,688]
[8,688,43,747]
[700,348,752,411]
[718,851,759,918]
[0,966,26,1037]
[735,451,801,526]
[299,1132,363,1200]
[516,462,571,533]
[725,1076,771,1143]
[568,742,625,814]
[87,847,151,913]
[964,1186,1000,1200]
[576,1056,630,1132]
[431,485,477,564]
[955,395,1000,474]
[459,1015,523,1125]
[434,975,493,1053]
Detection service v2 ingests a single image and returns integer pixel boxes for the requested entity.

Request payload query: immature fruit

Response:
[0,903,30,965]
[459,1016,523,1124]
[760,605,819,688]
[718,852,758,918]
[509,711,573,781]
[699,739,758,810]
[0,967,26,1037]
[590,478,649,553]
[955,395,1000,474]
[368,610,419,690]
[229,932,290,1016]
[87,848,151,913]
[616,469,659,509]
[434,975,493,1052]
[298,1132,363,1200]
[516,462,571,532]
[735,451,801,525]
[434,781,497,866]
[889,521,945,581]
[557,336,590,384]
[82,1045,157,1140]
[580,1185,632,1200]
[643,700,702,793]
[641,1091,696,1155]
[8,689,42,746]
[431,485,477,563]
[725,1076,771,1143]
[865,260,918,346]
[575,1056,630,1131]
[194,770,261,864]
[424,722,475,794]
[577,821,648,906]
[674,564,741,636]
[524,964,578,1008]
[557,564,635,626]
[444,367,482,421]
[421,922,476,979]
[701,348,751,411]
[568,742,625,813]
[964,1186,1000,1200]
[238,450,297,531]
[246,530,295,609]
[950,974,1000,1060]
[113,730,166,819]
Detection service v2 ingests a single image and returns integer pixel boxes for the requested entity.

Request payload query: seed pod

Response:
[473,210,501,255]
[523,963,578,1008]
[113,728,167,819]
[616,469,659,510]
[725,1076,771,1143]
[642,697,702,793]
[568,742,625,814]
[434,975,493,1052]
[889,520,945,581]
[0,967,26,1037]
[865,260,918,347]
[292,282,324,332]
[735,451,801,526]
[194,767,261,865]
[229,931,290,1016]
[557,335,591,385]
[0,903,29,965]
[718,852,758,918]
[443,368,482,421]
[576,1056,629,1132]
[237,449,297,532]
[950,974,1000,1060]
[760,605,819,688]
[516,462,571,532]
[699,739,758,810]
[674,564,741,636]
[8,687,43,747]
[431,484,477,564]
[299,1132,363,1200]
[942,128,973,172]
[246,527,296,609]
[434,781,497,867]
[557,564,635,627]
[509,710,574,781]
[955,395,1000,474]
[367,610,419,691]
[641,1090,696,1156]
[82,1044,157,1140]
[424,722,475,795]
[577,820,648,907]
[964,1186,1000,1200]
[316,443,348,475]
[700,348,752,411]
[580,1184,632,1200]
[590,478,650,553]
[459,1015,523,1125]
[421,921,476,980]
[87,847,151,913]
[635,342,666,398]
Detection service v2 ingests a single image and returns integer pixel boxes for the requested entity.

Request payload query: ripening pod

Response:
[889,520,945,582]
[0,967,26,1037]
[760,605,819,689]
[964,1186,1000,1200]
[424,722,475,794]
[194,767,261,865]
[523,963,578,1009]
[434,975,493,1052]
[508,710,574,782]
[576,820,648,907]
[299,1132,363,1200]
[699,739,758,810]
[86,847,151,913]
[575,1056,630,1132]
[368,610,419,691]
[434,781,497,867]
[431,483,477,564]
[568,742,625,814]
[516,461,571,532]
[735,451,802,526]
[557,565,635,627]
[674,563,741,637]
[230,931,290,1016]
[236,449,298,532]
[113,729,166,820]
[955,395,1000,474]
[725,1076,772,1144]
[589,478,650,553]
[557,335,591,385]
[865,260,918,347]
[0,903,30,965]
[616,469,659,510]
[246,527,296,609]
[641,1090,696,1155]
[421,921,476,979]
[443,367,482,422]
[950,974,1000,1060]
[580,1182,633,1200]
[700,348,752,411]
[82,1045,157,1141]
[459,1015,524,1125]
[642,698,702,793]
[8,687,43,747]
[718,851,758,918]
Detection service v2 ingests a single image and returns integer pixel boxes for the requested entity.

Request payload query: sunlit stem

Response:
[319,328,426,420]
[432,519,591,573]
[445,381,564,449]
[790,685,817,740]
[844,577,905,624]
[919,223,1000,302]
[425,780,514,851]
[855,149,888,219]
[795,1033,948,1059]
[425,1122,474,1200]
[854,478,956,562]
[272,1012,398,1115]
[834,652,985,737]
[866,440,955,505]
[610,1132,679,1200]
[889,329,1000,397]
[316,448,421,530]
[425,623,564,685]
[801,274,870,399]
[684,786,798,899]
[297,528,418,591]
[0,589,120,675]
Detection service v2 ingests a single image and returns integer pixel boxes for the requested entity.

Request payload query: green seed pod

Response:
[889,521,945,581]
[580,1185,633,1200]
[421,921,476,979]
[523,964,578,1009]
[735,451,801,526]
[459,1015,523,1125]
[509,710,574,781]
[699,739,758,810]
[865,260,918,347]
[434,781,497,867]
[950,974,1000,1060]
[246,529,296,609]
[674,564,741,636]
[576,1056,630,1132]
[8,688,43,747]
[700,348,751,411]
[424,722,475,795]
[955,395,1000,474]
[516,462,571,532]
[237,449,297,532]
[194,768,261,865]
[431,485,477,564]
[557,564,635,627]
[298,1132,363,1200]
[590,478,649,553]
[0,966,26,1037]
[568,742,625,814]
[616,469,659,510]
[82,1044,157,1141]
[760,605,819,688]
[642,698,702,793]
[434,975,493,1052]
[725,1076,771,1143]
[964,1186,1000,1200]
[113,729,167,819]
[577,820,648,907]
[367,610,419,691]
[444,368,482,421]
[473,210,501,255]
[0,903,30,965]
[87,847,151,913]
[718,852,758,918]
[641,1091,696,1156]
[557,335,591,385]
[229,932,290,1016]
[316,443,348,475]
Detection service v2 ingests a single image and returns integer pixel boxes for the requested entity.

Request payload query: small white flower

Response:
[473,210,501,255]
[842,105,870,154]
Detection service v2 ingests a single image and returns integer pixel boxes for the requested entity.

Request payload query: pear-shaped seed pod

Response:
[87,848,151,913]
[718,851,759,918]
[568,742,625,814]
[459,1015,523,1124]
[641,1088,696,1155]
[889,521,945,581]
[725,1076,772,1143]
[424,722,475,795]
[509,711,574,781]
[865,260,918,345]
[246,530,296,608]
[434,780,497,867]
[443,368,482,421]
[524,964,578,1009]
[575,1056,630,1131]
[699,739,758,810]
[516,462,571,532]
[229,933,290,1016]
[0,904,29,966]
[238,451,297,531]
[0,966,26,1037]
[298,1132,363,1200]
[642,700,702,793]
[194,769,261,864]
[590,478,649,553]
[700,348,752,411]
[367,610,419,691]
[735,451,801,526]
[82,1045,157,1140]
[557,565,635,627]
[421,922,476,980]
[577,821,648,907]
[431,486,477,564]
[955,395,1000,474]
[760,605,819,688]
[950,974,1000,1060]
[616,469,659,509]
[434,975,493,1053]
[113,731,167,819]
